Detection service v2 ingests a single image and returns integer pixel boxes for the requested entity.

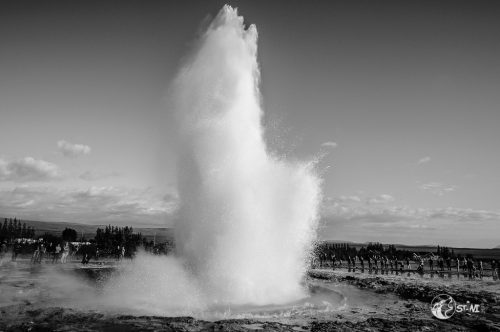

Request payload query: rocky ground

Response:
[1,263,499,331]
[308,269,500,331]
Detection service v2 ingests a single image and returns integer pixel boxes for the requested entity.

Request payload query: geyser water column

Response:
[172,6,322,305]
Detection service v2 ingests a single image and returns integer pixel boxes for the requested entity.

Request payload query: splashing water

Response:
[172,5,321,306]
[105,5,322,312]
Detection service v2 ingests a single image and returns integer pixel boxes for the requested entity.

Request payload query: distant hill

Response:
[1,218,174,243]
[495,245,500,249]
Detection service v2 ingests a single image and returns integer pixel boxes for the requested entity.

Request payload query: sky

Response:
[1,0,499,248]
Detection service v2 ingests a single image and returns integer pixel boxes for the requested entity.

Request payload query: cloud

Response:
[418,182,457,196]
[79,171,120,181]
[322,195,500,224]
[321,141,338,148]
[0,157,60,182]
[427,207,500,222]
[418,156,431,165]
[0,185,178,226]
[57,140,91,158]
[319,194,500,247]
[367,194,395,204]
[338,195,361,203]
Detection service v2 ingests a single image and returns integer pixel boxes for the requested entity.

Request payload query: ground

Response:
[0,259,499,331]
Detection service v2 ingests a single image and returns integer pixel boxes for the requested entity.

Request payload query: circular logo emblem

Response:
[430,294,456,320]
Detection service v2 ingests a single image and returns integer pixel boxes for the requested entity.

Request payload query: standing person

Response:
[36,242,45,264]
[406,257,411,270]
[479,260,483,279]
[418,256,424,274]
[0,241,7,260]
[60,242,69,264]
[53,243,61,263]
[456,257,460,272]
[11,241,21,262]
[491,260,498,280]
[32,242,42,264]
[429,257,434,271]
[81,246,89,265]
[467,258,474,280]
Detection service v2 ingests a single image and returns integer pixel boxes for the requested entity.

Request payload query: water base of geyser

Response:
[97,253,345,320]
[1,259,377,328]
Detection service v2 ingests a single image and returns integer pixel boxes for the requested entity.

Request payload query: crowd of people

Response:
[0,221,153,266]
[0,239,82,264]
[314,245,499,281]
[0,239,133,265]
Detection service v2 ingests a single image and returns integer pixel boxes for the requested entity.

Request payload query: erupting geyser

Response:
[105,5,321,312]
[172,5,321,305]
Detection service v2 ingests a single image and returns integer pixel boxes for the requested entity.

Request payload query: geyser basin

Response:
[2,261,402,324]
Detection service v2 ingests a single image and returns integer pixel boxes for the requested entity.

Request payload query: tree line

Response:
[94,225,144,257]
[316,242,459,261]
[0,218,169,258]
[0,217,36,241]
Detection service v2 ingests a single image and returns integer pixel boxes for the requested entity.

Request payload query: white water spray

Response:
[172,5,321,305]
[104,6,321,312]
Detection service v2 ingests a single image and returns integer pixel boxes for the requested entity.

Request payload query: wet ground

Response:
[1,258,499,331]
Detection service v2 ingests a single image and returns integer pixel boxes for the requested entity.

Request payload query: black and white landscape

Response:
[1,1,499,331]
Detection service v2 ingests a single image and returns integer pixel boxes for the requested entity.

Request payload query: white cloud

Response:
[57,140,91,158]
[418,156,431,165]
[0,185,178,226]
[79,171,120,181]
[321,141,338,148]
[322,195,500,224]
[0,157,60,182]
[320,194,500,247]
[427,207,500,222]
[341,195,361,202]
[418,182,457,196]
[367,194,395,204]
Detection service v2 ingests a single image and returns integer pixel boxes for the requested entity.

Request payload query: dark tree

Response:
[21,223,27,238]
[42,232,61,244]
[62,228,78,242]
